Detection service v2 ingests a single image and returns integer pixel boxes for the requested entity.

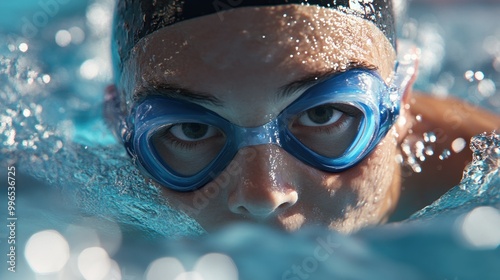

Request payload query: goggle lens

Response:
[151,123,227,176]
[289,103,363,158]
[150,101,364,177]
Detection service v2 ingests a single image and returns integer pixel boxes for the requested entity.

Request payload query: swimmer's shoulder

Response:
[394,93,499,218]
[410,92,500,138]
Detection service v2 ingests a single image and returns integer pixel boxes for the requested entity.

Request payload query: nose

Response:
[227,145,299,218]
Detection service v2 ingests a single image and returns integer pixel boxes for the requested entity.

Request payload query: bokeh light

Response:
[69,26,86,44]
[174,272,204,280]
[77,247,112,280]
[25,230,70,274]
[55,29,72,47]
[459,206,500,250]
[193,253,239,280]
[144,254,238,280]
[18,42,29,52]
[80,59,99,80]
[145,257,186,280]
[451,138,466,153]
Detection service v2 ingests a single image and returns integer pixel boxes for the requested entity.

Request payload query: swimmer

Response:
[105,0,500,233]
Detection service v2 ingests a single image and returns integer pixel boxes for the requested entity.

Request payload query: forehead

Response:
[121,5,396,104]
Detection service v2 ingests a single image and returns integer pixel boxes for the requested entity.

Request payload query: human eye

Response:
[290,103,363,158]
[151,123,226,176]
[295,104,344,127]
[293,104,360,131]
[169,123,220,142]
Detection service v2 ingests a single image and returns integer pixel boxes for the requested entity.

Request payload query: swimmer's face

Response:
[120,5,404,233]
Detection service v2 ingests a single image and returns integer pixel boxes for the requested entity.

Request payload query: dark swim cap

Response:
[113,0,396,72]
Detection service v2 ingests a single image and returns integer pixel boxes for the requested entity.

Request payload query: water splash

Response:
[0,34,205,239]
[459,132,500,196]
[409,131,500,222]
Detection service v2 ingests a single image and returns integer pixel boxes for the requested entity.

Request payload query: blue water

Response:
[1,1,500,279]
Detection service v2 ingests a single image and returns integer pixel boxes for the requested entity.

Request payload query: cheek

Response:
[301,132,400,232]
[160,181,228,221]
[341,133,400,229]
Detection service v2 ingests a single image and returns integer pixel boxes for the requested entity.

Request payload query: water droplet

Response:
[474,71,484,81]
[425,146,434,156]
[42,74,51,84]
[23,109,31,117]
[19,43,29,52]
[423,132,437,143]
[464,70,474,82]
[451,138,467,153]
[395,154,403,164]
[439,149,451,160]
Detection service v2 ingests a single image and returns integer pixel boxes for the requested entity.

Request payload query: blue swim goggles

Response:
[122,48,417,192]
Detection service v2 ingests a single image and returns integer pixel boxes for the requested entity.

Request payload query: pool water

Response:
[1,0,500,279]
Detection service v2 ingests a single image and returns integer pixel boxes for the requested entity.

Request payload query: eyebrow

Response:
[277,61,378,100]
[135,83,224,106]
[134,60,377,106]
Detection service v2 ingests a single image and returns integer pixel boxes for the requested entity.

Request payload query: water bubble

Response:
[439,149,451,160]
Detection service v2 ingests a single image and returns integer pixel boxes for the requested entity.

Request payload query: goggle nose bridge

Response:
[234,119,282,149]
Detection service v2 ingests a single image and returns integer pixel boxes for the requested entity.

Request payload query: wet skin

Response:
[117,5,414,233]
[121,5,406,232]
